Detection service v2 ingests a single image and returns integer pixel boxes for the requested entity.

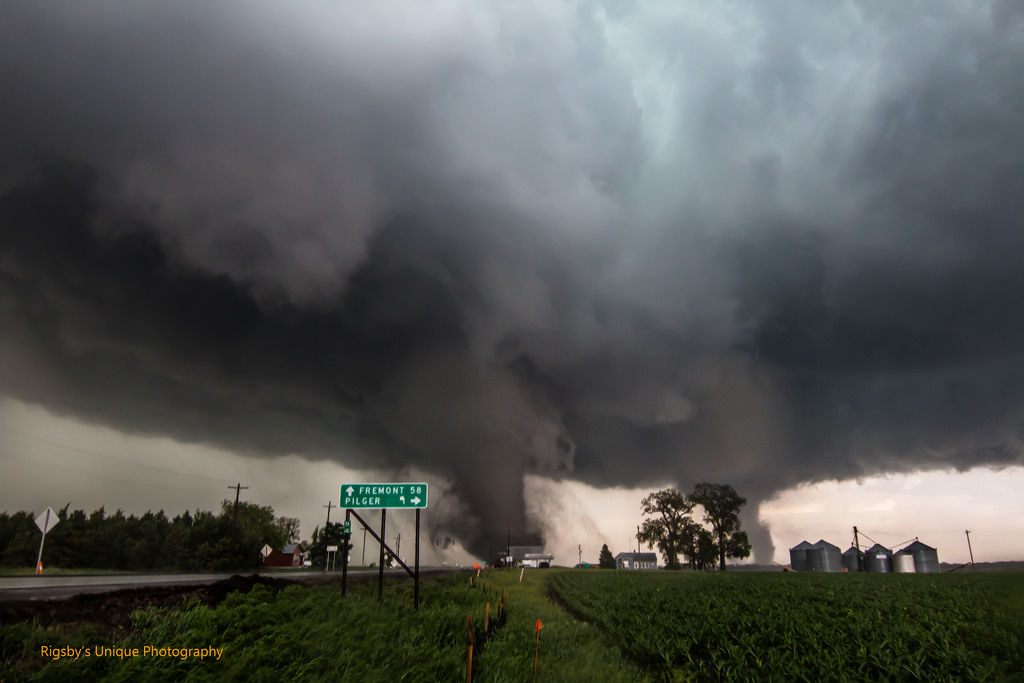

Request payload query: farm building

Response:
[614,552,657,570]
[507,545,554,567]
[808,540,843,572]
[789,540,815,572]
[520,552,554,568]
[842,546,863,572]
[896,540,940,574]
[264,543,304,568]
[789,538,937,574]
[507,545,544,566]
[864,543,894,573]
[789,540,843,572]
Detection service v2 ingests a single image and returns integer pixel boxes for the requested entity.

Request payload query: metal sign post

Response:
[341,510,351,595]
[414,507,420,608]
[326,545,338,570]
[34,507,59,574]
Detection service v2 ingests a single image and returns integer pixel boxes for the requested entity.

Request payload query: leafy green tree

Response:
[638,489,696,569]
[132,510,169,569]
[161,515,191,570]
[49,506,88,568]
[598,543,615,569]
[689,482,752,571]
[0,512,24,556]
[695,527,718,570]
[0,512,37,568]
[677,517,716,570]
[308,523,352,570]
[275,516,301,544]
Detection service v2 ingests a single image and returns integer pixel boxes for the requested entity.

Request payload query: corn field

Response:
[548,570,1022,681]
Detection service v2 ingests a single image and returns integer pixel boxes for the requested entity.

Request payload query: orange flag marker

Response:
[533,619,544,679]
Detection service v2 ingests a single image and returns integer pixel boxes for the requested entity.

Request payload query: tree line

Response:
[0,501,302,571]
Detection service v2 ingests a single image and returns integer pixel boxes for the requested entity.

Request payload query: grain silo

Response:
[842,546,863,572]
[893,553,916,573]
[789,540,814,572]
[897,540,940,574]
[864,543,893,573]
[807,539,843,572]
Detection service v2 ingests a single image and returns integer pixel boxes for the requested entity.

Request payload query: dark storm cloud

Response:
[2,1,1024,560]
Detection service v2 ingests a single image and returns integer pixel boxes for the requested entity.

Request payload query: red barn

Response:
[264,543,303,568]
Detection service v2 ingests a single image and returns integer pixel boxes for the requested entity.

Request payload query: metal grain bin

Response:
[898,540,940,574]
[842,546,863,572]
[789,540,814,572]
[864,543,893,573]
[893,553,916,573]
[807,539,843,572]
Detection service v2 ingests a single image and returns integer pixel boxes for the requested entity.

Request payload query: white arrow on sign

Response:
[400,496,405,504]
[345,486,354,496]
[411,497,421,505]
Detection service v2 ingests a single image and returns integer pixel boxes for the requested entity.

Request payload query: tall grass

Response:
[1,570,647,682]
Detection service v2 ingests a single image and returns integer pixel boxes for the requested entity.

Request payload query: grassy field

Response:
[2,568,1021,681]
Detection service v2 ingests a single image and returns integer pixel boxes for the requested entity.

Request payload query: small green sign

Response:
[341,483,428,509]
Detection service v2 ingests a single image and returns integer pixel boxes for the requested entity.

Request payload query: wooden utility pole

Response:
[853,526,863,571]
[228,483,249,529]
[965,530,975,572]
[320,501,338,573]
[323,500,335,525]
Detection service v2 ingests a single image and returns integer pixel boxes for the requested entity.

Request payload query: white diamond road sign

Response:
[341,483,428,509]
[34,507,59,535]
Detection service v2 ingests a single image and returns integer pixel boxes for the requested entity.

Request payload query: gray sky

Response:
[2,0,1023,563]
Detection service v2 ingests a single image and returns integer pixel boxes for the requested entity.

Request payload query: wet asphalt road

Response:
[0,568,420,601]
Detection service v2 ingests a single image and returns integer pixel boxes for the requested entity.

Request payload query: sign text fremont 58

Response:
[341,483,428,509]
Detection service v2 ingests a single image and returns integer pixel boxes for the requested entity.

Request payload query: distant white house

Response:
[520,552,554,568]
[507,545,542,565]
[614,552,657,570]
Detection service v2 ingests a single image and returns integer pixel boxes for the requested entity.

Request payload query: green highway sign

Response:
[341,483,428,509]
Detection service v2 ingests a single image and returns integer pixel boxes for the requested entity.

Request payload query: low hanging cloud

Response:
[2,0,1023,561]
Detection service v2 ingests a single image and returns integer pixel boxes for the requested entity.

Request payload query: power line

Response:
[0,447,221,494]
[0,431,227,484]
[849,528,918,552]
